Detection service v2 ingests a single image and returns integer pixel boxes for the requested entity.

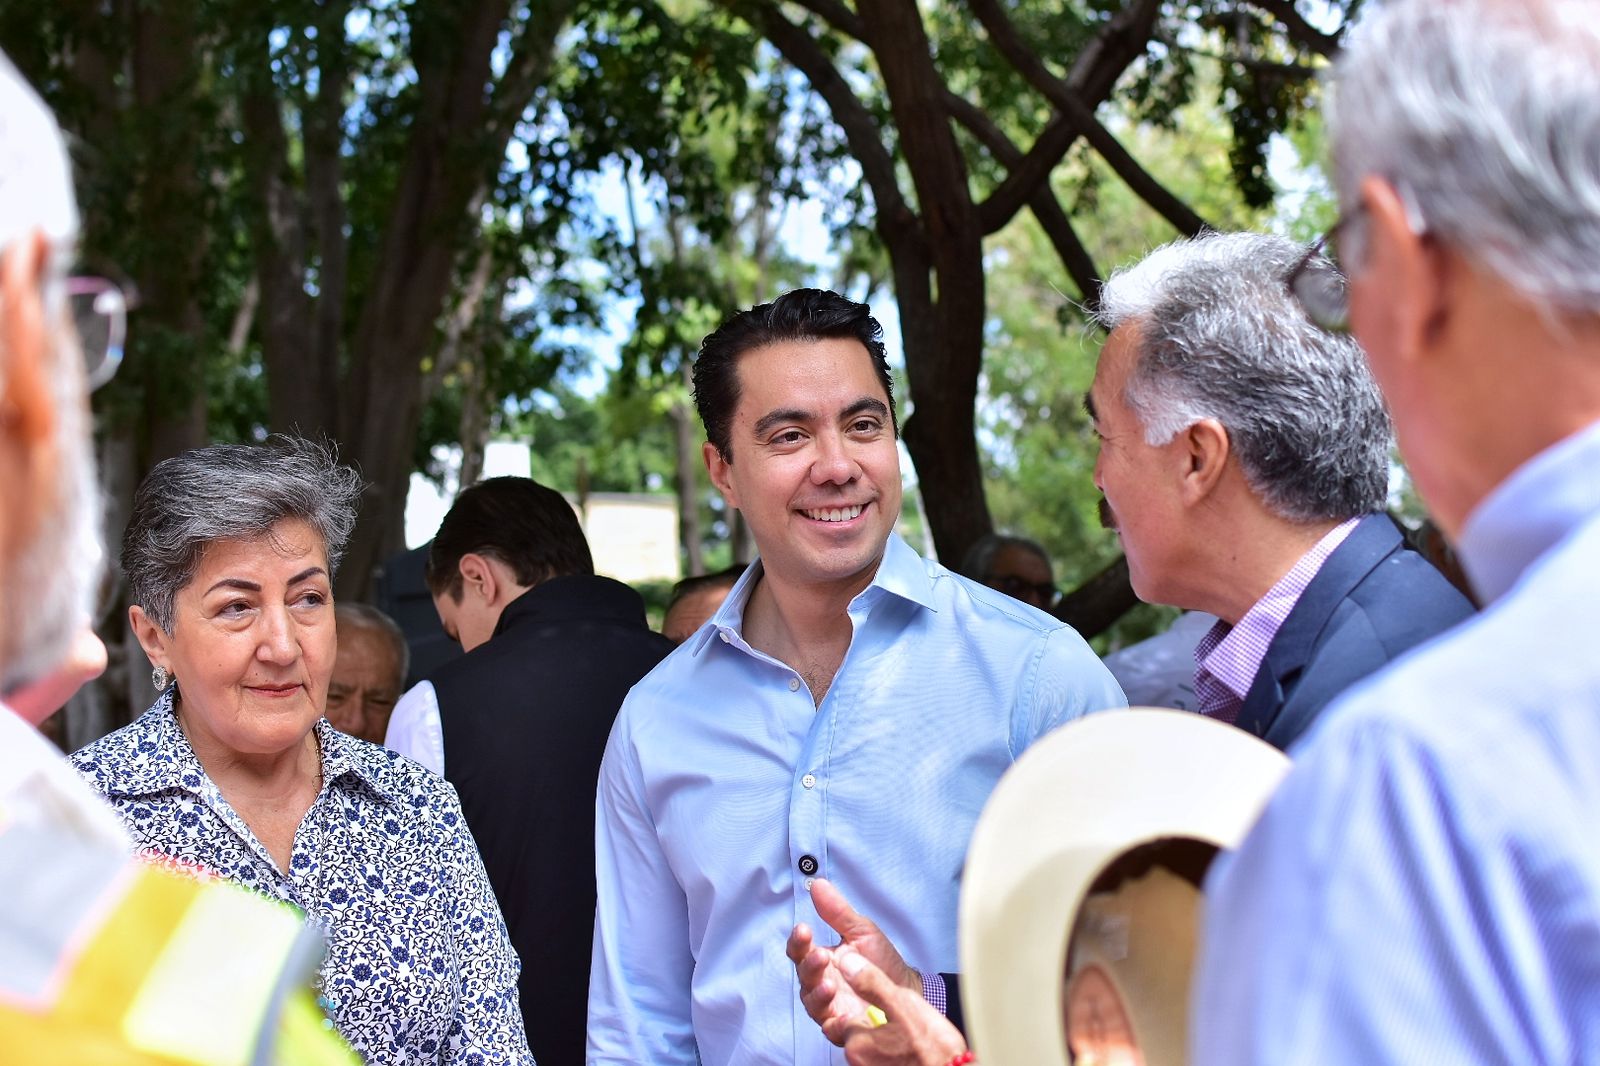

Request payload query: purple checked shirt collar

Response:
[1194,517,1362,703]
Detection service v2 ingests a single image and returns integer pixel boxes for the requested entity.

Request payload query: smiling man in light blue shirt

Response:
[1193,1,1600,1062]
[587,289,1124,1066]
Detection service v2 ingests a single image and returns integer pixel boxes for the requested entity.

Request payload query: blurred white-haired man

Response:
[1194,1,1600,1062]
[0,52,355,1064]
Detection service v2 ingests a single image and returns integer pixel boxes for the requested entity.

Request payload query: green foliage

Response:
[4,0,1363,619]
[515,378,678,494]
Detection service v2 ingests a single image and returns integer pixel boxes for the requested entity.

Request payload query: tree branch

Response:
[1153,28,1325,78]
[945,91,1101,305]
[973,111,1074,233]
[732,0,923,254]
[1245,0,1343,59]
[1053,554,1138,639]
[967,0,1208,237]
[487,0,583,148]
[240,47,325,431]
[788,0,866,42]
[305,0,352,374]
[1061,0,1164,102]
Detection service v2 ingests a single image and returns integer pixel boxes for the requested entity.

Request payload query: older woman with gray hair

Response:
[71,437,533,1066]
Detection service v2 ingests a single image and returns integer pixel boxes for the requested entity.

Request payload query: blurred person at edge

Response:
[71,437,533,1065]
[326,602,408,745]
[0,51,357,1065]
[1193,1,1600,1062]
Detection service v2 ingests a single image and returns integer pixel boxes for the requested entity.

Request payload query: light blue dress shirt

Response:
[588,533,1125,1066]
[1193,419,1600,1065]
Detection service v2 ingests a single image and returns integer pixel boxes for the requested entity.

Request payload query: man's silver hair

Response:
[0,51,102,691]
[1096,232,1391,523]
[1330,0,1600,314]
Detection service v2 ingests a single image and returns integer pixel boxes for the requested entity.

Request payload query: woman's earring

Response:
[151,665,171,692]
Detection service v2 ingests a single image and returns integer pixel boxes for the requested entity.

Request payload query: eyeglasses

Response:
[65,276,130,391]
[987,573,1059,609]
[1286,218,1356,334]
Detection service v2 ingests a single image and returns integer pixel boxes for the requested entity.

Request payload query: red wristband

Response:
[945,1052,976,1066]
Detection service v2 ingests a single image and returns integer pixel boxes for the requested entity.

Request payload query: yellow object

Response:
[0,858,359,1066]
[866,1005,889,1028]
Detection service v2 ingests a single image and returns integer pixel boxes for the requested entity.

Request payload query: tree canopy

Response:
[0,0,1354,732]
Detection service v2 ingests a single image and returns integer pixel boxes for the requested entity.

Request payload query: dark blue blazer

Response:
[1235,514,1476,752]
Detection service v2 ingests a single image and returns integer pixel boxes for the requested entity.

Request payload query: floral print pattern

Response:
[71,691,533,1065]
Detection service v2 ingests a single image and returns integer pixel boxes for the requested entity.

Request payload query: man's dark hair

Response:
[957,533,1053,584]
[425,476,594,600]
[693,288,896,461]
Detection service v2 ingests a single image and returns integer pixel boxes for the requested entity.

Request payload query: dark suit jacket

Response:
[432,575,673,1066]
[935,519,1472,1028]
[1235,514,1475,751]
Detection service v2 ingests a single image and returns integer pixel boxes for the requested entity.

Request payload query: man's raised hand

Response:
[786,878,922,1045]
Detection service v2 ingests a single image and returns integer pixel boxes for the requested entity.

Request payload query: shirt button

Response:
[801,773,817,789]
[805,878,815,891]
[798,854,818,876]
[719,631,731,643]
[788,677,800,691]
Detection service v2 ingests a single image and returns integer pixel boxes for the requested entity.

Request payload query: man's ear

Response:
[1358,175,1450,363]
[456,552,501,605]
[704,441,738,509]
[128,605,171,673]
[1177,418,1231,506]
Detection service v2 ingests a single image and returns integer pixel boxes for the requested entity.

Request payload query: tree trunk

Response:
[457,364,489,489]
[855,0,991,566]
[334,0,577,599]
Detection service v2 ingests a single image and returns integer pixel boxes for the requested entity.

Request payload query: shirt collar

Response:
[687,533,937,655]
[1195,517,1360,700]
[1457,420,1600,605]
[493,574,646,637]
[312,717,401,806]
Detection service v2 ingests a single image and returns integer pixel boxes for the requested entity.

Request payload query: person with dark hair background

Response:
[958,534,1058,613]
[387,475,672,1066]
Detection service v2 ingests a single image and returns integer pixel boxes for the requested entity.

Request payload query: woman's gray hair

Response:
[122,436,363,632]
[1096,232,1391,523]
[1329,0,1600,315]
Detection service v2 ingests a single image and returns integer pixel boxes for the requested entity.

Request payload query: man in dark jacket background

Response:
[386,476,672,1066]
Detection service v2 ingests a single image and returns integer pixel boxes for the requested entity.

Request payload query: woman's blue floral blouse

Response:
[71,691,534,1065]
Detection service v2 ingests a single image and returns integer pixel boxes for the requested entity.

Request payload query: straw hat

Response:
[959,708,1290,1066]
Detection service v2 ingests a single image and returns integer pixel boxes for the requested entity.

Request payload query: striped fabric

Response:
[1192,518,1360,723]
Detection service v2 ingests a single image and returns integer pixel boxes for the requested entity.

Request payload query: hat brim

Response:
[959,708,1290,1066]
